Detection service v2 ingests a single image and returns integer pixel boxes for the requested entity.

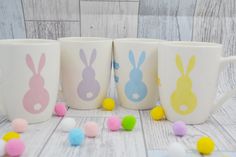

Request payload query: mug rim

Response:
[114,38,163,43]
[159,41,222,48]
[58,37,112,42]
[0,39,59,45]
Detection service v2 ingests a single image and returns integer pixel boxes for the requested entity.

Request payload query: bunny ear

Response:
[38,53,46,74]
[176,54,185,75]
[80,49,88,66]
[129,50,136,67]
[89,49,97,66]
[186,55,196,75]
[137,51,145,68]
[26,54,36,74]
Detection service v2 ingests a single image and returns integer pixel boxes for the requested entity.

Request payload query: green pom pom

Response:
[122,115,136,131]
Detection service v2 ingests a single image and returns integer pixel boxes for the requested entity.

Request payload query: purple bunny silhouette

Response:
[77,49,100,101]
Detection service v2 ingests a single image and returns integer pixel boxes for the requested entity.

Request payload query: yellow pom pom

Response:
[197,137,215,155]
[102,98,115,111]
[2,131,20,142]
[150,106,165,121]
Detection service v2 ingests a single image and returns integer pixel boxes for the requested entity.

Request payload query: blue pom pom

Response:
[68,128,85,146]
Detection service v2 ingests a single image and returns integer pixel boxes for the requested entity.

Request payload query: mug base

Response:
[7,114,52,124]
[68,105,101,110]
[166,116,208,125]
[120,104,155,110]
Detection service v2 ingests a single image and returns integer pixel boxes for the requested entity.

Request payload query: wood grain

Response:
[40,117,146,157]
[138,0,196,40]
[80,1,139,38]
[0,117,62,157]
[0,0,26,39]
[139,0,196,16]
[26,21,80,39]
[22,0,80,20]
[139,110,236,151]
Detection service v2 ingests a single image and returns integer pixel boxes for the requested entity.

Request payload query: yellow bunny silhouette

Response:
[171,54,197,115]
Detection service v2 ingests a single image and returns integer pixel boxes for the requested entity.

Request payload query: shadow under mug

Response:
[158,41,236,124]
[0,39,60,123]
[59,37,112,109]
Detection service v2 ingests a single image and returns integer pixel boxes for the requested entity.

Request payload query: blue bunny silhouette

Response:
[125,50,147,102]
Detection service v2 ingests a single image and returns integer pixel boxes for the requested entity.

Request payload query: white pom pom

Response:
[60,117,76,132]
[0,139,6,156]
[167,142,186,157]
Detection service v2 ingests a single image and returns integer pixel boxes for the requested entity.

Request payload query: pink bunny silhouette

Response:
[77,49,100,101]
[23,54,49,114]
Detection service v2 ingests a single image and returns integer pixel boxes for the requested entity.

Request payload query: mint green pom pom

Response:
[122,115,136,131]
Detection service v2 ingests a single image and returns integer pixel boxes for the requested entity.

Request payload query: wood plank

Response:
[25,21,80,39]
[149,150,236,157]
[139,0,196,16]
[212,98,236,125]
[0,117,62,157]
[148,150,202,157]
[194,0,236,17]
[211,98,236,146]
[39,117,146,157]
[140,110,236,151]
[22,0,80,20]
[138,16,194,41]
[80,1,138,38]
[138,0,196,40]
[0,0,26,39]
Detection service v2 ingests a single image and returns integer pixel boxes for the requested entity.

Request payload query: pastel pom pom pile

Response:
[0,139,5,156]
[122,115,136,131]
[60,118,76,132]
[54,102,67,117]
[107,116,121,131]
[197,136,215,155]
[5,139,25,157]
[172,121,187,137]
[102,98,115,111]
[167,142,186,157]
[11,118,28,133]
[68,128,85,146]
[84,121,99,138]
[3,132,20,142]
[150,106,165,121]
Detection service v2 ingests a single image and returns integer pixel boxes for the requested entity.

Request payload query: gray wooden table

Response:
[0,71,236,157]
[0,0,236,156]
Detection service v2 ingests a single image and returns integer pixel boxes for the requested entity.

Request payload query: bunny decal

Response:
[171,54,197,115]
[23,54,49,114]
[125,50,147,102]
[77,49,100,101]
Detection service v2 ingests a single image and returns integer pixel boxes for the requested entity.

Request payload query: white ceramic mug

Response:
[158,41,236,124]
[0,39,60,123]
[59,37,112,109]
[113,38,161,110]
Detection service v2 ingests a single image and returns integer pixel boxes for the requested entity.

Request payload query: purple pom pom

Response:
[172,121,187,137]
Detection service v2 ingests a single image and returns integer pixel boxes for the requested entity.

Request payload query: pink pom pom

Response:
[54,102,67,117]
[11,118,28,133]
[84,121,99,138]
[107,116,121,131]
[173,121,187,137]
[6,139,25,157]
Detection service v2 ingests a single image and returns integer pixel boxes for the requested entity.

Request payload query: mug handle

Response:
[214,56,236,111]
[0,67,6,115]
